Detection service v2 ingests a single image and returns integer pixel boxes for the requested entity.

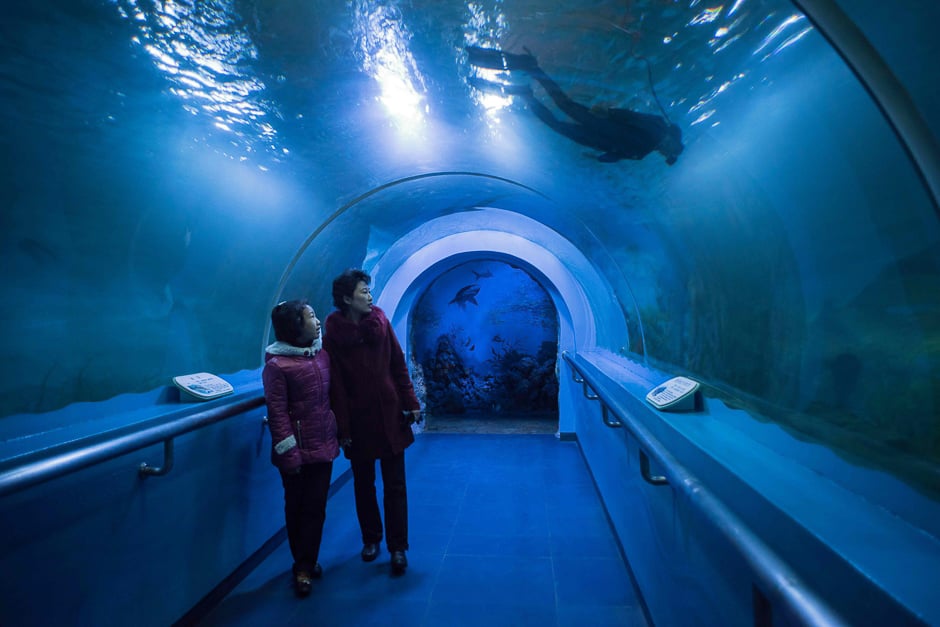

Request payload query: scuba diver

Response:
[467,46,684,165]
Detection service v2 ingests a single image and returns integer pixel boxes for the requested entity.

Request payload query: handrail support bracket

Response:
[139,439,175,477]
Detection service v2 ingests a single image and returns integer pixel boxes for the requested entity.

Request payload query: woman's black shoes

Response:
[293,572,313,597]
[360,544,406,573]
[391,550,408,574]
[293,562,322,597]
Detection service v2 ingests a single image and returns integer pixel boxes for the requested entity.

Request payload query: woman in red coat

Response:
[323,269,421,575]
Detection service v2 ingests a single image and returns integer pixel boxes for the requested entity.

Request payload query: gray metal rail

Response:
[562,351,849,627]
[0,393,265,498]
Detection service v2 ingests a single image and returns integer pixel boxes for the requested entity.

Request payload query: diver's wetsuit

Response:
[524,68,672,162]
[466,46,680,163]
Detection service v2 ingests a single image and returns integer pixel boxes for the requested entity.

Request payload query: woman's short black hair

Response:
[331,268,371,312]
[270,299,309,346]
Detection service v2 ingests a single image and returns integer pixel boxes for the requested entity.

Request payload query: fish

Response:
[449,284,481,308]
[472,269,493,279]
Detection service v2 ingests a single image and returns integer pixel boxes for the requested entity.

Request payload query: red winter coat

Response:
[323,306,419,460]
[262,341,340,472]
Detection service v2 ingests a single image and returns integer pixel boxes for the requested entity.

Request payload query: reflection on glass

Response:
[683,7,813,121]
[689,7,723,26]
[754,14,812,60]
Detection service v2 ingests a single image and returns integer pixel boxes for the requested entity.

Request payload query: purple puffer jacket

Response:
[262,340,340,472]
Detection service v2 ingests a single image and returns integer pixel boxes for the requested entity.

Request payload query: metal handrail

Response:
[562,351,848,627]
[0,392,265,498]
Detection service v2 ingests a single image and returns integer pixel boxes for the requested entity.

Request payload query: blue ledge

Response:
[570,349,940,626]
[0,368,264,468]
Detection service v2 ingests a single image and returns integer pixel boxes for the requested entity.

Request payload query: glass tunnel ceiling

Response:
[0,0,938,506]
[273,184,636,356]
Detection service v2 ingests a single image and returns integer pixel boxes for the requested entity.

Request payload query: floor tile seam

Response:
[549,547,563,617]
[441,551,553,559]
[555,600,648,610]
[551,555,632,567]
[416,543,452,607]
[546,521,620,535]
[409,442,465,548]
[424,594,561,609]
[195,475,357,625]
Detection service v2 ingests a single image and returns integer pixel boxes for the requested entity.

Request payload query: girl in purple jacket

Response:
[263,300,340,597]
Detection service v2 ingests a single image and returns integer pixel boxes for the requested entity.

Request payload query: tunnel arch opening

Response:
[263,172,657,436]
[266,167,644,436]
[366,207,631,435]
[409,258,560,432]
[264,172,646,367]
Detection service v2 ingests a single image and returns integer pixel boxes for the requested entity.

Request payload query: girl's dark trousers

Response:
[281,461,333,575]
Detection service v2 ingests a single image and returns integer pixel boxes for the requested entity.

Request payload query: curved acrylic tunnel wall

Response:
[273,191,636,434]
[268,175,636,358]
[5,0,935,497]
[1,0,940,624]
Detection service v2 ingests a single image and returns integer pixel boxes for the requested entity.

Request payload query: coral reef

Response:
[421,333,557,416]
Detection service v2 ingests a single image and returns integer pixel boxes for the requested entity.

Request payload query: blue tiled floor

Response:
[199,434,649,626]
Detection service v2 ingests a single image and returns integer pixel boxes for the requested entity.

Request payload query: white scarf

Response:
[265,337,322,357]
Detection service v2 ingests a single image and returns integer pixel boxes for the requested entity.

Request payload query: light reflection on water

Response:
[464,0,513,127]
[113,0,281,166]
[458,0,814,131]
[105,0,814,158]
[754,13,810,59]
[669,4,814,127]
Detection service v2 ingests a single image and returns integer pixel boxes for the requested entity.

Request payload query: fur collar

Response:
[265,337,322,357]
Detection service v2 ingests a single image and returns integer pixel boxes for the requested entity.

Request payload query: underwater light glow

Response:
[464,0,512,122]
[479,91,513,113]
[352,0,428,132]
[374,58,426,128]
[466,65,519,131]
[468,66,517,120]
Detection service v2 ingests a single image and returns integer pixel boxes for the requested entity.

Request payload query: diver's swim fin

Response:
[468,76,533,97]
[466,46,539,72]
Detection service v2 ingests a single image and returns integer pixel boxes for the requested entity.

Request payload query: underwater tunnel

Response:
[1,0,939,625]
